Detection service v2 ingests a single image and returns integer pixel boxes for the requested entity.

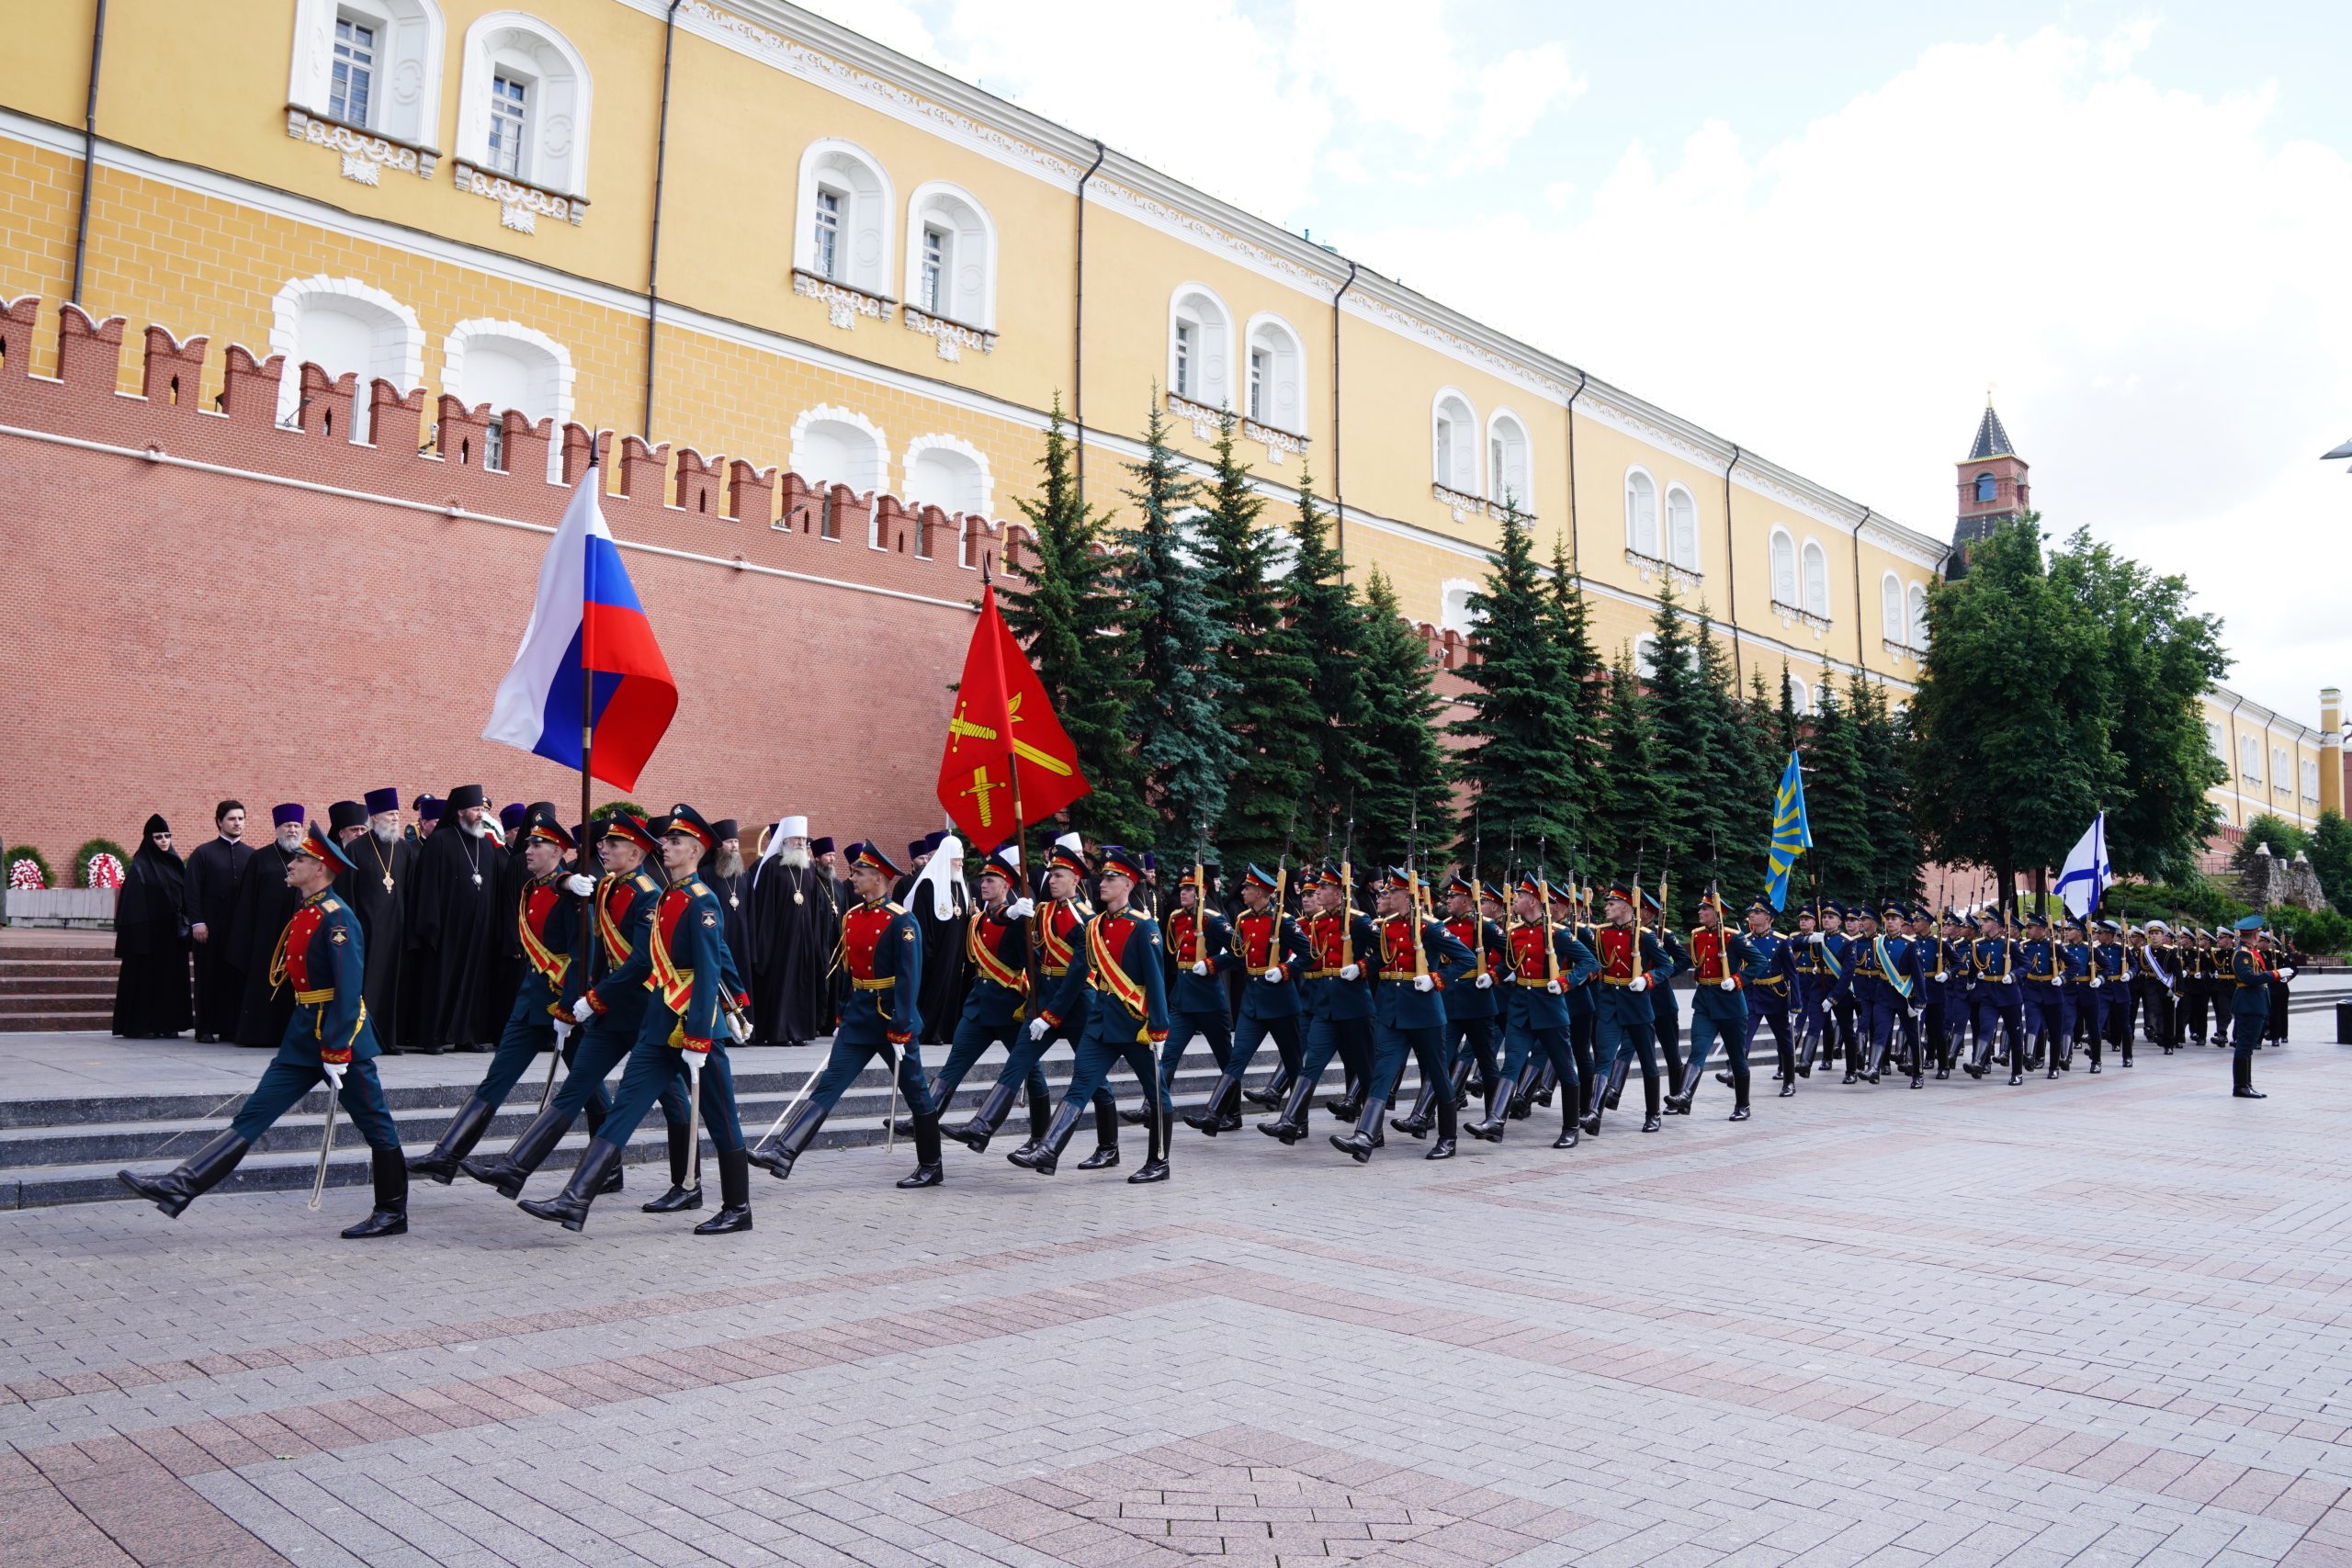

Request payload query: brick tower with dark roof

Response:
[1948,402,2030,576]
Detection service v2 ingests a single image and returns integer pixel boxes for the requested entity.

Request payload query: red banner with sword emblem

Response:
[935,583,1091,843]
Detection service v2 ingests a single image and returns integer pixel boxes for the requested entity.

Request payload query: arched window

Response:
[1486,410,1531,511]
[1167,285,1233,409]
[791,404,888,509]
[1882,572,1906,642]
[903,181,994,328]
[902,434,990,517]
[455,12,592,195]
[2273,746,2291,791]
[1800,540,1830,617]
[1244,314,1306,433]
[1439,579,1479,635]
[1664,483,1699,570]
[2305,758,2323,801]
[1770,528,1798,605]
[1634,636,1660,679]
[796,140,893,295]
[1624,468,1659,557]
[2240,735,2261,784]
[270,275,423,444]
[1788,674,1812,716]
[1431,389,1478,494]
[1907,583,1929,648]
[444,319,572,477]
[1975,471,1997,503]
[288,0,445,145]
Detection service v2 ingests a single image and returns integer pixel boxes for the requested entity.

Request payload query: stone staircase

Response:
[0,1048,1297,1209]
[0,938,118,1032]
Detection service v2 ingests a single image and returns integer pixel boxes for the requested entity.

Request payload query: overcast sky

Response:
[800,1,2352,721]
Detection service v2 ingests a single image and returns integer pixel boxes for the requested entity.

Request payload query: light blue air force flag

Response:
[2054,812,2112,919]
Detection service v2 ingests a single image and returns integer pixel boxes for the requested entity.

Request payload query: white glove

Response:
[1027,1017,1049,1040]
[1545,979,1564,996]
[1190,960,1210,976]
[551,1018,572,1048]
[571,995,596,1023]
[1809,931,1825,944]
[1262,965,1284,983]
[1473,973,1493,989]
[2279,966,2297,981]
[728,1012,752,1044]
[321,1062,345,1096]
[1003,897,1035,920]
[1339,962,1361,981]
[1629,976,1649,993]
[1719,977,1736,992]
[2089,977,2102,989]
[564,874,596,897]
[1412,975,1435,993]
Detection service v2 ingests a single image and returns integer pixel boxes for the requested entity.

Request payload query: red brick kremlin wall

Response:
[0,297,1481,874]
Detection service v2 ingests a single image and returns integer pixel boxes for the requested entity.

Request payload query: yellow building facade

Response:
[3,0,1951,711]
[2201,686,2333,837]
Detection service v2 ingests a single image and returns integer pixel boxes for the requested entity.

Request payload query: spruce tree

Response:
[1596,652,1674,885]
[997,399,1147,841]
[1635,582,1709,911]
[1285,468,1369,850]
[1802,675,1871,901]
[1548,539,1612,873]
[1197,411,1318,872]
[1354,570,1450,868]
[1449,502,1577,877]
[1853,675,1921,900]
[1114,397,1232,853]
[1695,618,1772,900]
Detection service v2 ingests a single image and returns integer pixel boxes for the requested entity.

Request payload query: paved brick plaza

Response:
[6,1028,2349,1568]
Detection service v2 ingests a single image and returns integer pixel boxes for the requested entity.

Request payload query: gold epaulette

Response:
[320,898,342,913]
[885,901,907,915]
[633,874,657,892]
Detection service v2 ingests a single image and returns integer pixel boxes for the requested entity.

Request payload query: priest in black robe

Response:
[481,801,536,1037]
[184,799,251,1042]
[111,814,191,1039]
[895,830,969,1047]
[407,784,503,1053]
[700,818,752,977]
[746,816,835,1045]
[333,788,415,1052]
[224,804,307,1047]
[396,794,442,1049]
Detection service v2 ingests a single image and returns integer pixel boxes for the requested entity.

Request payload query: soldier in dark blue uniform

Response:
[1332,868,1473,1162]
[1470,873,1597,1145]
[1157,863,1235,1125]
[460,814,688,1201]
[407,813,600,1186]
[1726,897,1797,1100]
[2016,909,2067,1077]
[523,805,757,1232]
[1188,864,1307,1129]
[1013,846,1170,1180]
[119,823,409,1238]
[1966,908,2026,1084]
[1396,872,1504,1138]
[1668,891,1757,1119]
[1838,903,1918,1085]
[1789,902,1834,1077]
[2089,919,2129,1072]
[2055,914,2094,1074]
[752,842,942,1185]
[2227,915,2283,1098]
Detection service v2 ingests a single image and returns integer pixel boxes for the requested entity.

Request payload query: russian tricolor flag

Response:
[482,461,676,790]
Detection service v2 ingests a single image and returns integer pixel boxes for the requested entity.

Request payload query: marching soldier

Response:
[1645,889,1688,1099]
[2183,928,2217,1046]
[749,841,944,1188]
[1838,903,1919,1084]
[1157,864,1235,1125]
[2017,909,2067,1075]
[1257,865,1376,1145]
[118,822,409,1237]
[1331,867,1473,1162]
[1968,908,2026,1083]
[459,815,690,1204]
[1190,865,1308,1130]
[407,814,605,1187]
[1396,872,1504,1138]
[1668,889,1752,1118]
[2135,921,2180,1054]
[894,843,1052,1147]
[2089,919,2130,1071]
[1819,902,1860,1069]
[1590,884,1673,1134]
[1012,846,1170,1180]
[1470,872,1597,1145]
[1790,902,1835,1078]
[522,806,757,1232]
[2054,915,2093,1072]
[1727,897,1798,1099]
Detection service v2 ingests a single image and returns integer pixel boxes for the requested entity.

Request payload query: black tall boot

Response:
[1013,1083,1054,1156]
[1641,1068,1663,1133]
[892,1074,947,1138]
[1604,1051,1632,1111]
[1465,1077,1509,1142]
[405,1097,493,1185]
[343,1147,409,1238]
[1243,1060,1291,1109]
[1009,1100,1083,1173]
[693,1146,753,1234]
[518,1138,624,1232]
[1447,1054,1477,1111]
[1392,1073,1441,1138]
[748,1101,825,1180]
[1129,1097,1170,1183]
[460,1107,574,1200]
[117,1130,249,1218]
[1259,1071,1317,1144]
[1553,1089,1580,1148]
[1665,1053,1704,1114]
[951,1077,1021,1153]
[1329,1096,1386,1163]
[1076,1090,1121,1168]
[643,1122,704,1212]
[1425,1090,1458,1161]
[1185,1066,1247,1135]
[897,1111,945,1188]
[1326,1074,1364,1121]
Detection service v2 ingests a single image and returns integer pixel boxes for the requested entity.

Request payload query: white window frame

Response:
[901,433,995,530]
[269,274,424,445]
[1486,409,1532,513]
[1634,636,1660,679]
[288,0,445,146]
[331,16,378,127]
[902,180,996,328]
[1907,583,1929,648]
[485,71,528,178]
[1882,571,1906,643]
[2241,735,2262,784]
[2274,746,2292,792]
[1624,466,1660,558]
[1242,313,1306,434]
[1664,481,1700,570]
[1439,578,1479,635]
[1800,539,1831,619]
[443,318,573,480]
[1770,527,1798,606]
[454,11,591,197]
[1167,285,1234,411]
[2304,757,2322,802]
[1432,389,1479,495]
[794,140,894,297]
[1789,674,1813,716]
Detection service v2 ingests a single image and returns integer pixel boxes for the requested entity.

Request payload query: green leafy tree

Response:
[1353,570,1450,868]
[1197,411,1317,871]
[1284,468,1370,852]
[2308,810,2352,910]
[2233,811,2310,874]
[1114,396,1232,852]
[998,400,1149,842]
[1450,502,1578,877]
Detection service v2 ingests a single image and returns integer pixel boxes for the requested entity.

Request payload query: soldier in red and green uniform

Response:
[1331,868,1474,1163]
[1190,864,1309,1127]
[118,822,410,1238]
[1395,872,1505,1139]
[893,842,1053,1147]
